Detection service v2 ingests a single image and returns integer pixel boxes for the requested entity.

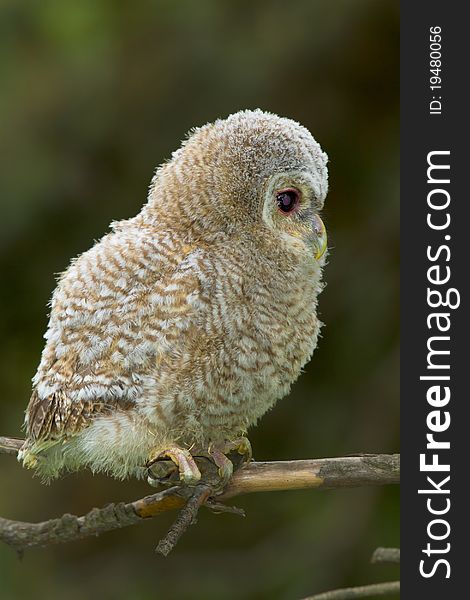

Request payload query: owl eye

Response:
[276,188,300,215]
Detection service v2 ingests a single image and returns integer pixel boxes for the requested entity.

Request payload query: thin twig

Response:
[371,547,400,565]
[301,581,400,599]
[0,453,399,553]
[155,484,211,556]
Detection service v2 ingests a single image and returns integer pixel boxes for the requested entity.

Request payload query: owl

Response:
[19,109,328,486]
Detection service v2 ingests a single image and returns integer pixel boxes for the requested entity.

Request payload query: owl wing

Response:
[23,227,205,453]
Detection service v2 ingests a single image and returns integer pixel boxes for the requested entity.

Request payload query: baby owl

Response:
[19,109,329,485]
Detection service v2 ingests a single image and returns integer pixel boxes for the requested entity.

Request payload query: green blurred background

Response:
[0,1,399,599]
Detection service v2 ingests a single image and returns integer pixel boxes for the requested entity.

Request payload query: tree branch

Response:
[0,436,23,456]
[0,452,399,554]
[219,454,400,499]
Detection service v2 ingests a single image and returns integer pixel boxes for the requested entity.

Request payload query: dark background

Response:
[0,1,399,599]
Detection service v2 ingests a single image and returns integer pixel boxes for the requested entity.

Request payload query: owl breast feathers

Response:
[19,109,329,481]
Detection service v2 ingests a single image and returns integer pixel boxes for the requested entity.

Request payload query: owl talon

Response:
[146,460,178,487]
[214,436,252,463]
[208,448,234,485]
[232,436,253,462]
[207,436,252,487]
[147,446,201,487]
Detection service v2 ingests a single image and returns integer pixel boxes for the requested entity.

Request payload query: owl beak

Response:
[312,214,327,260]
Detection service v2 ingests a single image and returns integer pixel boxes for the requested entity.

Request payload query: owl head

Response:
[145,109,328,261]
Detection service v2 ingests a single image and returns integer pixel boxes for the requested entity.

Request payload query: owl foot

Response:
[207,436,252,487]
[147,446,201,488]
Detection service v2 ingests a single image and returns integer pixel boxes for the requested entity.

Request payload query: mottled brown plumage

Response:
[19,109,329,482]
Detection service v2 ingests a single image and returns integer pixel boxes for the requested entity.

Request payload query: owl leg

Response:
[147,446,201,487]
[208,436,252,485]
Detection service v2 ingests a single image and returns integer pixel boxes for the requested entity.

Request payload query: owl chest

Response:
[205,267,319,421]
[234,290,316,380]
